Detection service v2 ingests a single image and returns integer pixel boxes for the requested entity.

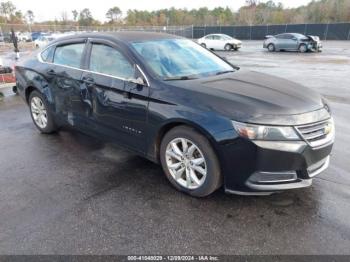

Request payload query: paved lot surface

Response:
[0,41,350,255]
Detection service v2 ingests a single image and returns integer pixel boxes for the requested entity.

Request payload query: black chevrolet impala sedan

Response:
[15,32,334,197]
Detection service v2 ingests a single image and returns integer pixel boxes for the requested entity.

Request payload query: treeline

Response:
[0,0,350,27]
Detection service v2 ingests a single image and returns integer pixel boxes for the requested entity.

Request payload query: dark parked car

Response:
[0,33,13,43]
[31,32,43,41]
[263,33,322,52]
[15,32,334,197]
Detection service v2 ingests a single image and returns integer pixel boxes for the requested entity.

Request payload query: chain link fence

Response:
[0,23,193,40]
[193,23,350,40]
[0,22,349,48]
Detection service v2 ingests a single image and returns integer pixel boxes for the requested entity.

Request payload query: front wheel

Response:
[29,90,57,133]
[160,126,222,197]
[299,44,307,53]
[224,44,232,51]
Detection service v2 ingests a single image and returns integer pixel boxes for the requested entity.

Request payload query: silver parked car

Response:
[263,33,322,53]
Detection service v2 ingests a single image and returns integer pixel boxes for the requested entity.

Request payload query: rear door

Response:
[80,39,149,153]
[204,35,215,49]
[275,34,286,49]
[46,40,87,126]
[211,35,222,49]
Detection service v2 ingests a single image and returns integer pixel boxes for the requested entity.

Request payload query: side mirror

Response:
[128,77,145,86]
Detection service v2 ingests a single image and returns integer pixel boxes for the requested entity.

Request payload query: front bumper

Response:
[308,41,322,52]
[231,43,242,49]
[216,123,333,195]
[244,155,329,192]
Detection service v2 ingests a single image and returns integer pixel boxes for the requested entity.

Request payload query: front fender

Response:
[145,101,235,162]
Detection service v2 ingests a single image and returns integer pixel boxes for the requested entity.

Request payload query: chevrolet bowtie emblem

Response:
[324,123,332,135]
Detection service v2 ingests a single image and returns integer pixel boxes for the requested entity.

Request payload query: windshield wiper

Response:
[216,70,234,75]
[163,75,198,81]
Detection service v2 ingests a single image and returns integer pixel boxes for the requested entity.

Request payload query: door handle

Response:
[46,69,56,76]
[82,76,95,86]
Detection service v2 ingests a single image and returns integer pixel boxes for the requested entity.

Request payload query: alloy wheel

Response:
[165,137,207,189]
[268,44,275,52]
[31,96,48,129]
[299,45,307,53]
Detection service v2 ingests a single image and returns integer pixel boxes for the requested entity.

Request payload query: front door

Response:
[80,40,149,154]
[284,34,299,50]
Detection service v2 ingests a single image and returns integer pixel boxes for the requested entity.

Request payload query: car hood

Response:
[229,39,241,44]
[167,70,329,125]
[306,35,321,42]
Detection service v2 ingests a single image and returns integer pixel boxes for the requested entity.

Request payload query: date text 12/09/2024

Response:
[127,255,219,261]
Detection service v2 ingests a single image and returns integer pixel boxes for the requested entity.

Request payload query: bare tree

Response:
[72,10,78,22]
[25,10,34,24]
[106,6,122,23]
[0,1,16,22]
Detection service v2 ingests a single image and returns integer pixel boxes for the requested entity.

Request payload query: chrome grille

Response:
[295,119,334,147]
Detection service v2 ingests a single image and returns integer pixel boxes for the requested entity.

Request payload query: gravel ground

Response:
[0,40,349,255]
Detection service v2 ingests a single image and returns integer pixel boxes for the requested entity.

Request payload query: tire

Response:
[299,44,307,53]
[200,43,206,48]
[267,44,275,52]
[29,90,57,133]
[224,43,232,51]
[160,126,222,197]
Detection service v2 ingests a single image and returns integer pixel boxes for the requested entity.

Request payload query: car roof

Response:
[205,34,230,37]
[276,33,305,37]
[50,31,183,45]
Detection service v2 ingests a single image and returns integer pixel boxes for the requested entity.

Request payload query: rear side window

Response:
[89,44,134,79]
[53,43,85,68]
[40,46,54,62]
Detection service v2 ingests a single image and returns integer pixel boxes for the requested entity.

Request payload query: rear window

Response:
[53,43,85,68]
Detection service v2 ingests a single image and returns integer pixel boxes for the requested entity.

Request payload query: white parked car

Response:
[16,32,31,42]
[34,35,56,48]
[197,34,242,51]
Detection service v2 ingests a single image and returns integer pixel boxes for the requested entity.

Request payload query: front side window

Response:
[275,34,285,39]
[221,35,232,40]
[54,43,85,68]
[132,39,233,80]
[89,44,134,79]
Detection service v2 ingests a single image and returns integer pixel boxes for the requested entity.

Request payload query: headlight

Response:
[232,121,300,141]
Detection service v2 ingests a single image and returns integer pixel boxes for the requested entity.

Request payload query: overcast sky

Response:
[12,0,313,22]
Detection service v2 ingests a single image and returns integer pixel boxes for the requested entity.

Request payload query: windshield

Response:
[131,39,234,80]
[221,35,233,40]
